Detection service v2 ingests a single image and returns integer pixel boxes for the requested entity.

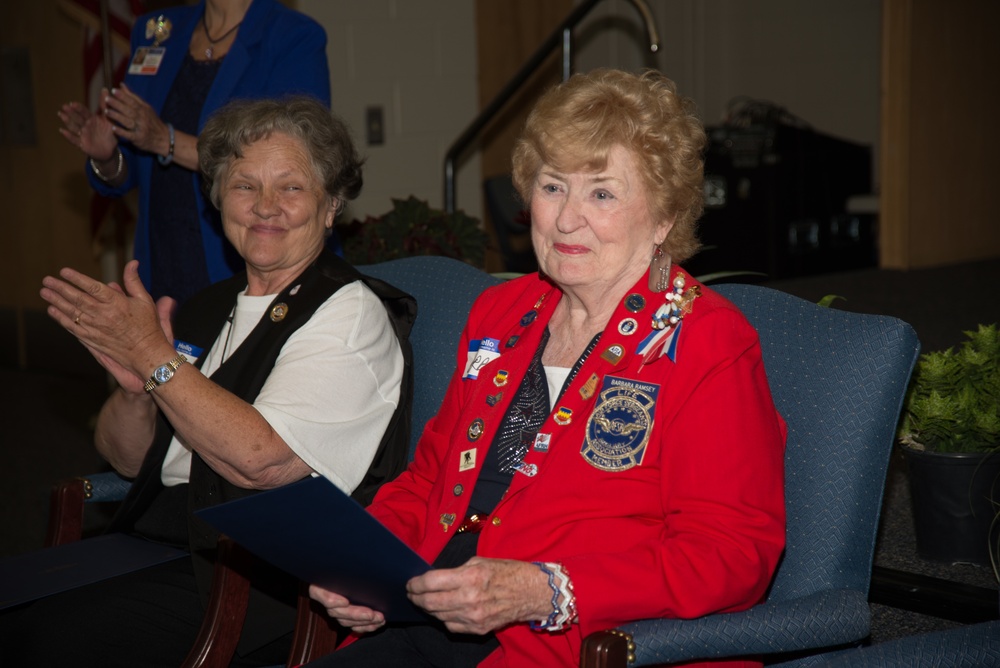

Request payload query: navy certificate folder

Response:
[0,533,186,610]
[195,475,431,622]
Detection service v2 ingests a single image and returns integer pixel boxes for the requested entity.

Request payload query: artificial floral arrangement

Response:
[340,196,490,268]
[897,323,1000,453]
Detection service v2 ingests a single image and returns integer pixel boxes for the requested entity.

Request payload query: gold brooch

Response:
[146,15,172,46]
[270,303,289,322]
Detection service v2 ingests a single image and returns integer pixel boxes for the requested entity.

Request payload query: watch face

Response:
[153,365,174,384]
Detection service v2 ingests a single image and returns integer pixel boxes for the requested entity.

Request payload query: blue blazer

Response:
[87,0,332,291]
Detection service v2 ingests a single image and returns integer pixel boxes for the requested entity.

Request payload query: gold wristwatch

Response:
[143,354,187,393]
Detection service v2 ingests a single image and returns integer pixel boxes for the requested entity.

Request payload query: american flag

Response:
[59,0,144,109]
[60,0,145,241]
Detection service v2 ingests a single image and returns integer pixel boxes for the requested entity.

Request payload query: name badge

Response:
[463,337,501,380]
[174,340,203,366]
[128,47,165,75]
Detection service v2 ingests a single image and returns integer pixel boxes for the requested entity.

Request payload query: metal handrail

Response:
[443,0,659,213]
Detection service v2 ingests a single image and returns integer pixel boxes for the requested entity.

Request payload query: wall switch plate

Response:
[366,106,384,146]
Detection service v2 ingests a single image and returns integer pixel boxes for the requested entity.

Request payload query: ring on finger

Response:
[74,312,83,324]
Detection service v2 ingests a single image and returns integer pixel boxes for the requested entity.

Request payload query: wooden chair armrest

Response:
[46,477,87,546]
[180,536,252,668]
[286,581,341,667]
[580,629,633,668]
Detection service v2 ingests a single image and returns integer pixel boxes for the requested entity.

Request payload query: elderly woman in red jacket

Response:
[308,68,787,668]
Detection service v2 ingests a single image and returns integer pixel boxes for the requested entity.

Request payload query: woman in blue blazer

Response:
[59,0,331,305]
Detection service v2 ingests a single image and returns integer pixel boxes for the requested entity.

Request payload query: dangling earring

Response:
[648,245,671,292]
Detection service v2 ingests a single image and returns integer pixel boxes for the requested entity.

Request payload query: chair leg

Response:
[286,582,341,667]
[179,536,252,668]
[46,478,86,546]
[580,629,633,668]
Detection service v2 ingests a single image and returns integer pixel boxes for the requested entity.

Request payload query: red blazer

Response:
[368,267,787,668]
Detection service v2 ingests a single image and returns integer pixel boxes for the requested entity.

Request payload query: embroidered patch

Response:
[581,375,659,471]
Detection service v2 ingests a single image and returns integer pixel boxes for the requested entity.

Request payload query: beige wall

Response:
[299,0,882,220]
[575,0,881,174]
[297,0,481,224]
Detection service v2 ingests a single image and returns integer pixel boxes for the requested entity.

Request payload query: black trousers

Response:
[0,556,289,668]
[306,622,499,668]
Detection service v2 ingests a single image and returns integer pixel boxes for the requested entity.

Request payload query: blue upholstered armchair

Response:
[814,620,1000,667]
[358,257,505,460]
[581,283,920,667]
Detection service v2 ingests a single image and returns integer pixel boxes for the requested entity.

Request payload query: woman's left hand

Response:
[104,83,170,157]
[40,260,176,391]
[406,557,552,635]
[57,98,119,162]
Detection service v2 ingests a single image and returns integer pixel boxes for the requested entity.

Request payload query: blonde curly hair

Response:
[511,68,706,263]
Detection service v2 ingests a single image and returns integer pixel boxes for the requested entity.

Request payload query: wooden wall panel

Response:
[475,0,571,271]
[1,0,102,311]
[878,0,911,269]
[475,0,571,178]
[880,0,1000,269]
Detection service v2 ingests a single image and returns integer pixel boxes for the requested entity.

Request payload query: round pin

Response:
[618,318,638,335]
[270,303,289,322]
[625,293,646,313]
[453,484,464,496]
[467,418,485,441]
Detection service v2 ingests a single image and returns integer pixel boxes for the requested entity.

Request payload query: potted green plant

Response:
[340,196,490,268]
[897,323,1000,570]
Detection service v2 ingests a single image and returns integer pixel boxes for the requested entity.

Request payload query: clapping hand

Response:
[103,83,170,156]
[40,260,177,394]
[58,92,118,162]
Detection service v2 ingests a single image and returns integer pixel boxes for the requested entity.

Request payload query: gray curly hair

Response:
[198,95,364,217]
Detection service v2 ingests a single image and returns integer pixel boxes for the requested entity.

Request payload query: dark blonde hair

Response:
[511,68,706,262]
[198,96,363,216]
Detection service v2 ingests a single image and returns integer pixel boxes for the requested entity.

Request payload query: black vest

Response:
[108,248,415,651]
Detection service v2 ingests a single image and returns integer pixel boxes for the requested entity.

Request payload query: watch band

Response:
[143,354,187,393]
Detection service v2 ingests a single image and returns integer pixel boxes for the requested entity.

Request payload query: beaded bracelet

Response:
[529,561,577,632]
[90,147,123,181]
[157,122,175,166]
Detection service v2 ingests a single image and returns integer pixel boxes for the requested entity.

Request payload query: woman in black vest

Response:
[12,97,411,667]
